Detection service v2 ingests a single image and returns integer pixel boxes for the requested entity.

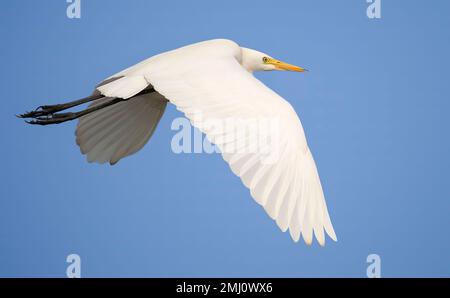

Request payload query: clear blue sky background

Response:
[0,0,449,277]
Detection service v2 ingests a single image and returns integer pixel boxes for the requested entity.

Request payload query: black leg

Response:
[25,97,129,125]
[18,93,104,119]
[18,87,157,125]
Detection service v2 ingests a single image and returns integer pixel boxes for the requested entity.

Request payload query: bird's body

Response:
[20,39,336,246]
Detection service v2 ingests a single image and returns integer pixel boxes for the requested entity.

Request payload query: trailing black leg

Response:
[18,87,157,126]
[23,97,132,125]
[18,93,104,119]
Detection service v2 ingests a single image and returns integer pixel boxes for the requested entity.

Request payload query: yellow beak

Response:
[267,58,307,72]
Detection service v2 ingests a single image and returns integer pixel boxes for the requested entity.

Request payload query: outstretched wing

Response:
[96,39,336,245]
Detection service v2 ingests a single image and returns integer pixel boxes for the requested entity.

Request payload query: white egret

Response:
[20,39,336,246]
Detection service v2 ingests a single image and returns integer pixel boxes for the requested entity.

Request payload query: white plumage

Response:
[24,39,337,246]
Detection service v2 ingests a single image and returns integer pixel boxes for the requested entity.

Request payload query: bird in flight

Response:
[19,39,336,246]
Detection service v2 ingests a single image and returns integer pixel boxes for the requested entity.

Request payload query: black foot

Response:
[25,112,81,125]
[18,104,71,119]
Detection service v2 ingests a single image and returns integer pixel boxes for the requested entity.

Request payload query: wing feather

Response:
[96,39,336,244]
[76,92,167,165]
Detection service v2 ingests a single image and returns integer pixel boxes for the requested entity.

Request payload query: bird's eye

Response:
[262,57,269,63]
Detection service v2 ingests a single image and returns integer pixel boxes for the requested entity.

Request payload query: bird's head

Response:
[240,47,307,73]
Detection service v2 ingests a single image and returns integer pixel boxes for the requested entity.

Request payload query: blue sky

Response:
[0,0,449,277]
